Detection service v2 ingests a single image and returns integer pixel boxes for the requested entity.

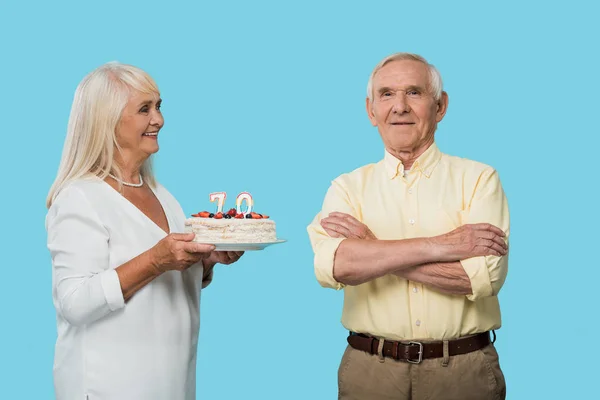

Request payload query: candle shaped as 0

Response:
[236,192,253,215]
[209,192,226,213]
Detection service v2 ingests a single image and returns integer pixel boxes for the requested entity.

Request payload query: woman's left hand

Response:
[205,251,245,266]
[201,251,244,287]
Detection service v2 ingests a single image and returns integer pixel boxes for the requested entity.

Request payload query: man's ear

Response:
[436,91,449,123]
[366,97,377,126]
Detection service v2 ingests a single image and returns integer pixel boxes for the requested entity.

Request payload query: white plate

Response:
[200,239,287,251]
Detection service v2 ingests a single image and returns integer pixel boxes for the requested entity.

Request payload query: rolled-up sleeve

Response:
[307,180,358,290]
[46,186,125,326]
[460,169,510,301]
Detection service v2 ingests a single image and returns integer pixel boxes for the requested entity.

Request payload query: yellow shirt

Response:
[307,143,509,341]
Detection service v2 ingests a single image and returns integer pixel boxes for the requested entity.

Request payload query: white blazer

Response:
[46,177,208,400]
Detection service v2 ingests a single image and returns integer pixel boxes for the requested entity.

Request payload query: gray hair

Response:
[366,53,443,102]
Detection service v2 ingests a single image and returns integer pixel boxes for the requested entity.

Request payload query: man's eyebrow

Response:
[377,85,427,94]
[405,85,426,92]
[377,86,394,95]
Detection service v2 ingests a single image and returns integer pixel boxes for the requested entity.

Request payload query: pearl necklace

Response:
[108,173,144,188]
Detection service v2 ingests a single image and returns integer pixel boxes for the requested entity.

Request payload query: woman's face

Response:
[115,91,164,162]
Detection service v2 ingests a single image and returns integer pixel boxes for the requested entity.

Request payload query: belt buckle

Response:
[406,341,423,364]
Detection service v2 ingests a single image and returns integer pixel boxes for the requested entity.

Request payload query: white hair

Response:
[46,62,159,208]
[366,52,443,102]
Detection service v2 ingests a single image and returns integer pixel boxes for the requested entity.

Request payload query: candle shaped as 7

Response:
[209,192,227,213]
[236,192,253,215]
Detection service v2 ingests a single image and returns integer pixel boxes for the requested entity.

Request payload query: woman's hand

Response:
[149,233,215,273]
[200,251,245,289]
[205,251,245,267]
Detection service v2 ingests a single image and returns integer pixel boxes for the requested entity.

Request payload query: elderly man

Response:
[307,53,509,400]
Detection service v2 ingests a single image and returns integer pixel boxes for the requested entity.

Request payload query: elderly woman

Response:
[45,62,243,400]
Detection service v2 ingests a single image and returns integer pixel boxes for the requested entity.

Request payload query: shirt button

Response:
[412,287,418,293]
[409,218,415,225]
[416,320,421,327]
[408,188,413,194]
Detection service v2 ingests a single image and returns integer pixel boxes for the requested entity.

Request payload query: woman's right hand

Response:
[149,233,216,273]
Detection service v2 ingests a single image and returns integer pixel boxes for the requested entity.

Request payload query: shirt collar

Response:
[384,142,443,180]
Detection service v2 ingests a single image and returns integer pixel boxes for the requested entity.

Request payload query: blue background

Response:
[1,0,598,398]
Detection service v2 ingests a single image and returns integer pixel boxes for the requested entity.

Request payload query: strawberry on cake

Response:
[185,208,277,243]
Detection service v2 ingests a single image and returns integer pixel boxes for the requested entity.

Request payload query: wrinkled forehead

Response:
[135,90,160,100]
[125,90,161,107]
[373,59,431,89]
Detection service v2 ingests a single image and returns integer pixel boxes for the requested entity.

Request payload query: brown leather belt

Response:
[347,331,492,364]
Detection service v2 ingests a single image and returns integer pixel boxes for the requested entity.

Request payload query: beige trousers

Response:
[338,343,506,400]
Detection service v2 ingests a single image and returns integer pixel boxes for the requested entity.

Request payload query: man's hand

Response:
[320,212,377,240]
[320,213,506,261]
[429,223,508,261]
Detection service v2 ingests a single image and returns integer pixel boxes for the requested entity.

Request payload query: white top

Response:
[46,177,209,400]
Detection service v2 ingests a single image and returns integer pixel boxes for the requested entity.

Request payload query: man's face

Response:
[366,59,448,155]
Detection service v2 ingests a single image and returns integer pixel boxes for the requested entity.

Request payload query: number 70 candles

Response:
[191,192,269,219]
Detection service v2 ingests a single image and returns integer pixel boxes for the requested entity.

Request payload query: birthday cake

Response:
[185,192,277,243]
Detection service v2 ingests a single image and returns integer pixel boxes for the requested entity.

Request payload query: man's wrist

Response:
[423,236,443,262]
